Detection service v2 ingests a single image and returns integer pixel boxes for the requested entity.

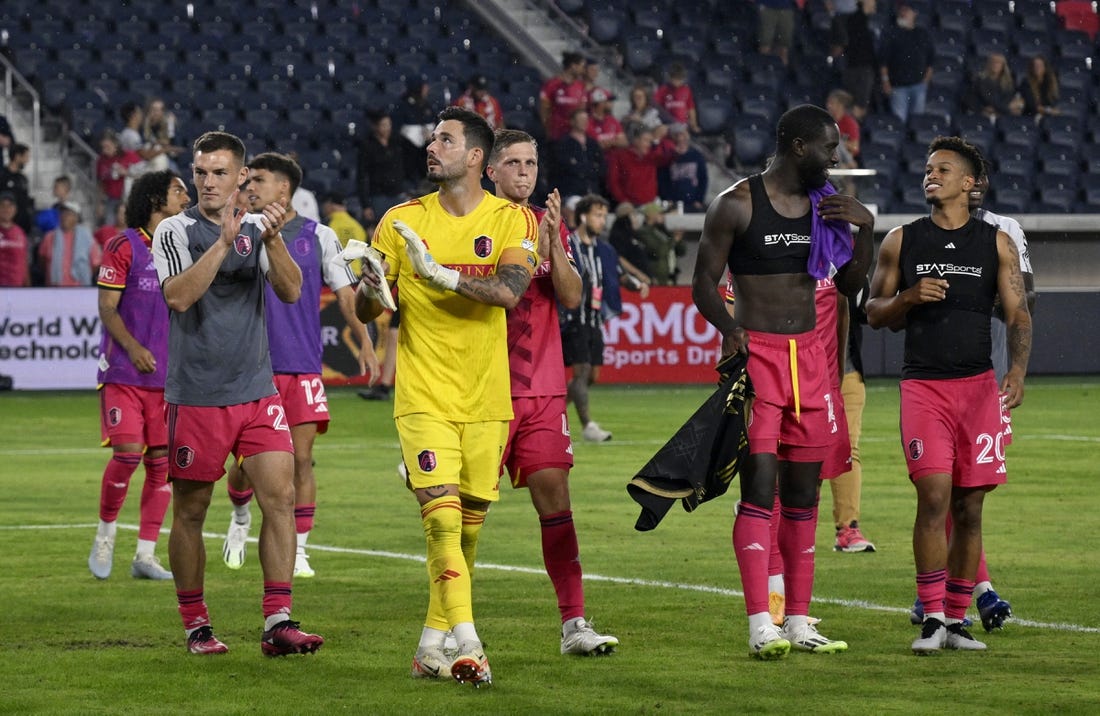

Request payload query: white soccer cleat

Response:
[781,618,848,654]
[88,533,115,580]
[411,644,453,679]
[294,552,315,579]
[945,622,987,651]
[749,623,791,660]
[223,512,251,570]
[131,553,173,580]
[450,641,492,687]
[582,422,612,442]
[561,617,619,655]
[912,618,948,655]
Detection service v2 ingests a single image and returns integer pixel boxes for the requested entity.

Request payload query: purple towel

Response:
[806,183,854,279]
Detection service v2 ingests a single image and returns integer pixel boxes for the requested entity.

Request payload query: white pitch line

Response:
[5,522,1098,635]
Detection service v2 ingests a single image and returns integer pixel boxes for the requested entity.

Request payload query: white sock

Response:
[264,613,290,631]
[296,531,309,553]
[784,614,808,631]
[975,580,993,598]
[768,575,784,594]
[451,622,480,646]
[98,520,117,538]
[748,612,773,633]
[134,539,156,559]
[925,611,946,624]
[418,626,448,649]
[234,503,251,523]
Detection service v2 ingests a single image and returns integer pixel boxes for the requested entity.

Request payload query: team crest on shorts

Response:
[234,234,253,256]
[175,445,195,469]
[908,438,924,460]
[417,449,437,472]
[108,407,122,426]
[473,235,493,258]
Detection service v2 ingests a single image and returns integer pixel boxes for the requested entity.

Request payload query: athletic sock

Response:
[99,452,142,522]
[228,485,253,521]
[778,505,818,616]
[767,489,783,578]
[945,577,976,622]
[540,510,585,622]
[134,538,157,559]
[733,501,772,615]
[138,455,170,543]
[460,505,487,575]
[262,581,293,622]
[294,503,315,538]
[916,569,947,617]
[177,589,210,634]
[421,496,469,631]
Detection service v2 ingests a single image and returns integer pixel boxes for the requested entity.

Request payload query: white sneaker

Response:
[912,618,948,654]
[131,553,173,580]
[945,622,987,651]
[222,512,251,570]
[451,641,492,687]
[582,422,612,442]
[294,552,315,579]
[561,617,619,655]
[411,645,453,679]
[748,623,790,660]
[88,534,115,579]
[781,618,848,654]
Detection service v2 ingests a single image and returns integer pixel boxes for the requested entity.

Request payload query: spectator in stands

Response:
[659,123,709,213]
[587,89,627,150]
[0,114,13,165]
[550,108,605,201]
[623,83,671,140]
[757,0,799,66]
[142,98,185,172]
[964,52,1024,121]
[1017,55,1060,119]
[636,202,683,286]
[356,109,414,230]
[829,0,878,120]
[0,191,30,287]
[606,123,675,207]
[584,56,609,101]
[654,63,700,135]
[38,201,100,287]
[454,75,505,130]
[35,175,73,236]
[540,51,588,141]
[95,201,127,249]
[879,3,933,122]
[96,131,142,225]
[118,102,145,156]
[394,76,436,185]
[608,202,653,282]
[0,142,33,235]
[826,89,861,165]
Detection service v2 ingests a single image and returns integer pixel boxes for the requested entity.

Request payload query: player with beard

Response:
[486,129,620,656]
[867,136,1031,654]
[356,107,538,686]
[692,104,874,659]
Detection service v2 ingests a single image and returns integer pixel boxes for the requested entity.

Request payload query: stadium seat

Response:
[623,44,656,74]
[909,113,952,145]
[988,187,1033,214]
[856,184,894,213]
[589,12,625,43]
[696,98,732,136]
[733,127,772,168]
[997,116,1041,150]
[866,126,904,152]
[862,157,900,186]
[739,97,779,124]
[1033,187,1079,213]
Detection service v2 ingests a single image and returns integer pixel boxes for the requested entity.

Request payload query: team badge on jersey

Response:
[234,235,253,256]
[417,449,437,472]
[294,237,313,256]
[98,266,117,283]
[108,407,122,426]
[908,438,924,460]
[175,445,196,469]
[473,235,493,258]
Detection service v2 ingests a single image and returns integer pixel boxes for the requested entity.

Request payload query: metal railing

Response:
[0,52,42,190]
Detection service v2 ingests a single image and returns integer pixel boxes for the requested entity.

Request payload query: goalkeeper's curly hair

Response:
[926,136,986,182]
[125,170,181,232]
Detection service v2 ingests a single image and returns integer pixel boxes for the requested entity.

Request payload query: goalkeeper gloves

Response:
[393,219,460,291]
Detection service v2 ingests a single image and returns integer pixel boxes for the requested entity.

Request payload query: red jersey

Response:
[654,83,696,124]
[836,114,861,158]
[540,76,588,140]
[587,113,624,147]
[0,222,29,286]
[454,92,505,130]
[507,206,574,397]
[96,227,144,290]
[95,150,142,201]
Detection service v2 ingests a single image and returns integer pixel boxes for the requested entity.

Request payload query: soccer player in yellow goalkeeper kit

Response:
[356,107,537,687]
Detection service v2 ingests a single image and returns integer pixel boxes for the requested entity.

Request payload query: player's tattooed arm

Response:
[454,263,532,309]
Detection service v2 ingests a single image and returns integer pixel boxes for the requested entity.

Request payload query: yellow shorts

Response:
[395,414,508,502]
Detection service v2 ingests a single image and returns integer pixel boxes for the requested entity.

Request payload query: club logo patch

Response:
[108,407,122,426]
[294,237,312,256]
[417,449,437,473]
[473,235,493,258]
[175,445,195,469]
[908,438,924,460]
[234,234,253,256]
[98,266,117,283]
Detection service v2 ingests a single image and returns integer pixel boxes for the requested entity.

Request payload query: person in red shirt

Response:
[0,191,29,286]
[95,202,127,248]
[540,51,588,141]
[586,89,626,151]
[654,63,700,135]
[96,131,143,225]
[453,75,505,131]
[826,89,861,164]
[606,124,675,206]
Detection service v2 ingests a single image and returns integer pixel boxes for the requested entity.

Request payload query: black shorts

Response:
[561,323,604,367]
